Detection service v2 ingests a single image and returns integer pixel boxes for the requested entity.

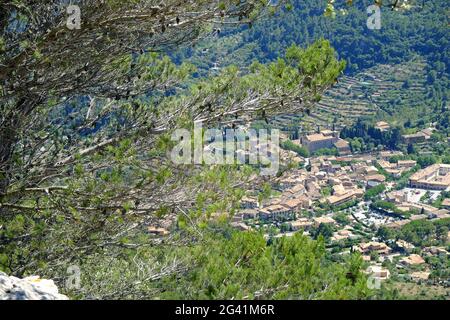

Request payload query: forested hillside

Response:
[174,0,449,126]
[176,0,448,79]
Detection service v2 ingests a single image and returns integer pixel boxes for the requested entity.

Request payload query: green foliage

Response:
[313,147,339,156]
[321,186,332,197]
[334,199,359,212]
[400,219,450,247]
[340,119,402,150]
[364,184,386,200]
[311,223,335,241]
[376,218,450,247]
[370,200,410,218]
[177,0,448,84]
[376,226,397,242]
[258,182,273,203]
[417,155,438,168]
[76,229,373,299]
[334,212,351,225]
[280,140,309,157]
[176,0,448,144]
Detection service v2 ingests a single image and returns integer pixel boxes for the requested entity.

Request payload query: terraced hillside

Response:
[271,57,429,133]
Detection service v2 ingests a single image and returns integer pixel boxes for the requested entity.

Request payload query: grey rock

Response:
[0,271,69,300]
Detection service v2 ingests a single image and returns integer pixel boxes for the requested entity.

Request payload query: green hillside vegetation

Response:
[176,0,448,81]
[175,0,449,131]
[73,229,373,299]
[378,218,450,247]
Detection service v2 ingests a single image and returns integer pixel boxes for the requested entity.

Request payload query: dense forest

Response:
[175,0,449,126]
[175,0,448,78]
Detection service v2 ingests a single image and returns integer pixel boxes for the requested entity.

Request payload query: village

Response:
[229,126,450,293]
[145,123,449,297]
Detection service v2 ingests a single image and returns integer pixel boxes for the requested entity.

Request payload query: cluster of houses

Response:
[143,124,449,290]
[238,180,312,224]
[383,196,450,230]
[355,238,449,283]
[377,159,417,178]
[231,143,450,287]
[402,128,435,144]
[409,164,450,190]
[374,120,435,145]
[234,144,442,229]
[236,153,396,225]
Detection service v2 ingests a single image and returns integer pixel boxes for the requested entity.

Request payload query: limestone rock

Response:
[0,271,69,300]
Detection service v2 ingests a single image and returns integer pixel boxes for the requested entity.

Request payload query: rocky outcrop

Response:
[0,271,69,300]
